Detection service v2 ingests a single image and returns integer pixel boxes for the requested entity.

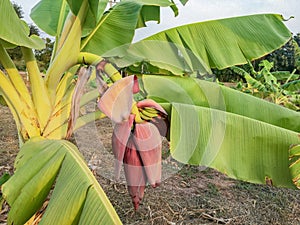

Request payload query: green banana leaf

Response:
[31,0,176,40]
[67,0,102,16]
[0,0,44,49]
[179,0,189,5]
[289,144,300,188]
[282,80,300,92]
[31,0,109,37]
[170,102,299,188]
[80,0,176,56]
[272,71,300,81]
[141,75,300,188]
[0,92,7,106]
[30,0,70,37]
[113,14,291,75]
[0,173,10,186]
[2,137,121,225]
[0,173,10,204]
[142,75,300,132]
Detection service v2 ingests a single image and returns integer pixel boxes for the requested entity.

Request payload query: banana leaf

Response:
[30,0,71,36]
[31,0,176,39]
[0,173,10,205]
[2,137,121,225]
[289,144,300,188]
[141,75,300,188]
[142,75,300,132]
[112,14,291,75]
[0,92,7,106]
[179,0,189,5]
[281,80,300,92]
[272,71,300,81]
[0,173,10,186]
[0,0,44,49]
[31,0,109,37]
[80,0,176,56]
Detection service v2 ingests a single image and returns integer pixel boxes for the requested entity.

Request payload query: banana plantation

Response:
[0,0,299,224]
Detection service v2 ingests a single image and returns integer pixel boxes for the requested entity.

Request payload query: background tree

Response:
[214,33,300,82]
[11,1,23,18]
[35,38,54,71]
[264,35,300,72]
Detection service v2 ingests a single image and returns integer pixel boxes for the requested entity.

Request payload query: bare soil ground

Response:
[1,105,300,225]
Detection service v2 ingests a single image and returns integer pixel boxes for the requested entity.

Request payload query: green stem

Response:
[78,52,103,65]
[78,52,122,82]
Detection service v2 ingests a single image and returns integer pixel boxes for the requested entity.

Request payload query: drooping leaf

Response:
[142,75,300,132]
[0,0,44,49]
[132,0,178,27]
[0,39,17,49]
[114,14,292,75]
[2,137,122,225]
[142,75,300,188]
[170,102,299,188]
[137,5,160,27]
[112,39,211,75]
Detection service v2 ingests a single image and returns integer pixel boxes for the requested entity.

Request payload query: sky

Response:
[16,0,300,41]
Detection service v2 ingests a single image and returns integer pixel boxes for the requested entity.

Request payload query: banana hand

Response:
[139,108,158,121]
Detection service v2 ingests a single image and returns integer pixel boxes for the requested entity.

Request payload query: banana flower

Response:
[97,75,168,210]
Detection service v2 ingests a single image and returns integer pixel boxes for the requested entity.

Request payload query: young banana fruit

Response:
[139,107,159,121]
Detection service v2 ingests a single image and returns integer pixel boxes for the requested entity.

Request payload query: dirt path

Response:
[1,105,300,224]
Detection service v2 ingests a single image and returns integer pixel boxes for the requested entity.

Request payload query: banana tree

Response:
[0,0,299,224]
[230,60,300,110]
